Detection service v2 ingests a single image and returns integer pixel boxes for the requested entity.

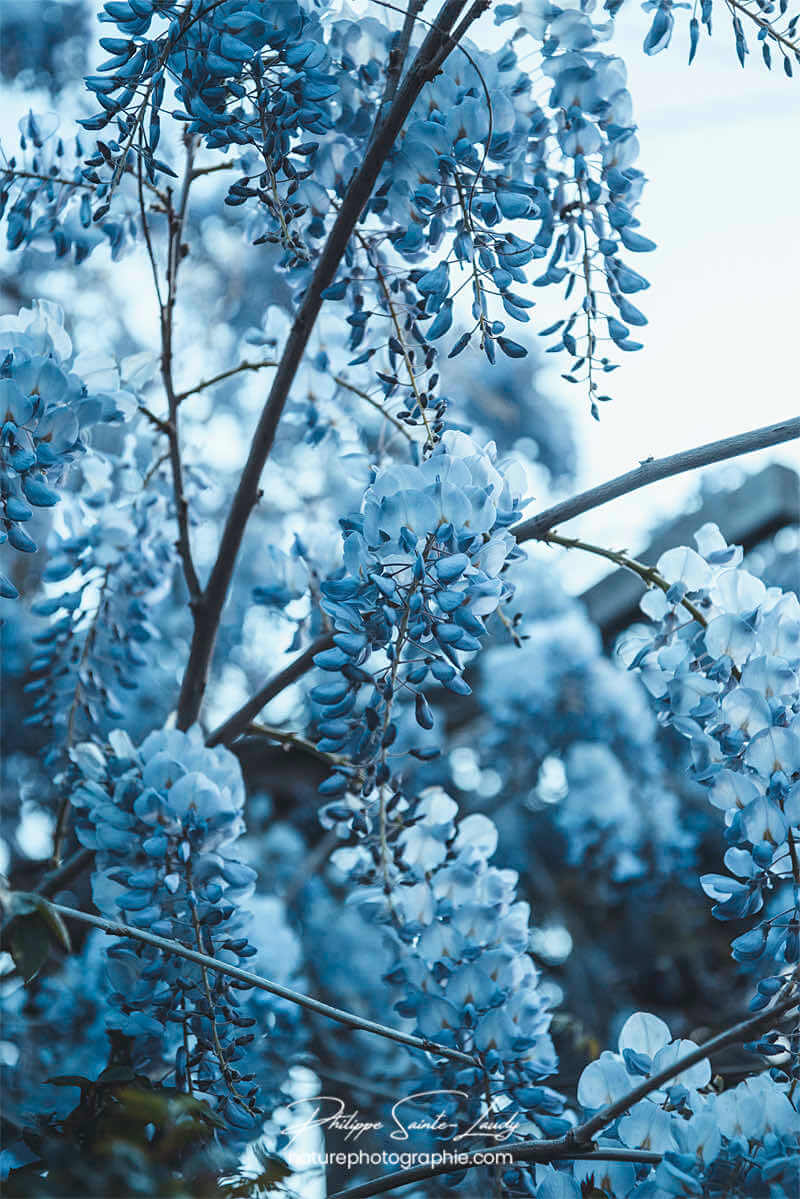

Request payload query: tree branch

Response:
[334,375,416,443]
[9,637,336,908]
[206,633,334,746]
[330,1149,663,1199]
[542,532,743,678]
[47,902,480,1069]
[373,0,426,132]
[727,0,800,56]
[542,533,709,629]
[176,0,481,729]
[512,416,800,544]
[175,360,412,441]
[189,158,236,180]
[244,721,350,767]
[0,167,92,190]
[327,989,799,1199]
[9,848,94,904]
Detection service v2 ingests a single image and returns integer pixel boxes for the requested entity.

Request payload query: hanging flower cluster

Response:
[531,1010,799,1198]
[70,726,266,1134]
[625,524,800,1070]
[24,490,174,758]
[312,430,525,827]
[82,0,335,260]
[633,0,800,74]
[0,112,137,262]
[490,0,655,407]
[322,13,653,408]
[0,300,133,597]
[333,790,566,1155]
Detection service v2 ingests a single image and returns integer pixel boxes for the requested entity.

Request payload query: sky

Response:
[528,5,800,589]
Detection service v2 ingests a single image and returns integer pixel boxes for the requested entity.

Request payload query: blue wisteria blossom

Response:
[1,0,798,1194]
[70,726,268,1130]
[0,112,138,262]
[532,1010,800,1197]
[626,524,800,1072]
[24,488,174,754]
[333,789,565,1151]
[0,300,133,597]
[637,0,800,72]
[480,593,694,882]
[311,430,525,822]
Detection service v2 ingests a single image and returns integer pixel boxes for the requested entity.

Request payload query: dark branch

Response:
[513,416,800,544]
[176,0,480,729]
[32,848,93,900]
[373,0,426,129]
[9,638,335,908]
[206,633,334,746]
[174,358,278,402]
[205,418,799,745]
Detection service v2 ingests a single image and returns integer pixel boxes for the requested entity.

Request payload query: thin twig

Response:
[543,534,709,628]
[727,0,800,56]
[355,228,435,448]
[0,168,92,189]
[333,374,415,442]
[175,359,411,441]
[543,533,742,679]
[174,358,278,402]
[512,416,800,544]
[787,829,800,887]
[572,989,798,1143]
[184,860,245,1110]
[138,403,173,434]
[51,568,112,864]
[29,849,93,900]
[47,902,480,1069]
[136,132,165,309]
[160,139,202,602]
[245,722,350,767]
[189,159,235,180]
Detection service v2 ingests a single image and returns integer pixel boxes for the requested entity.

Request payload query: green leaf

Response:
[0,891,72,983]
[7,914,52,983]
